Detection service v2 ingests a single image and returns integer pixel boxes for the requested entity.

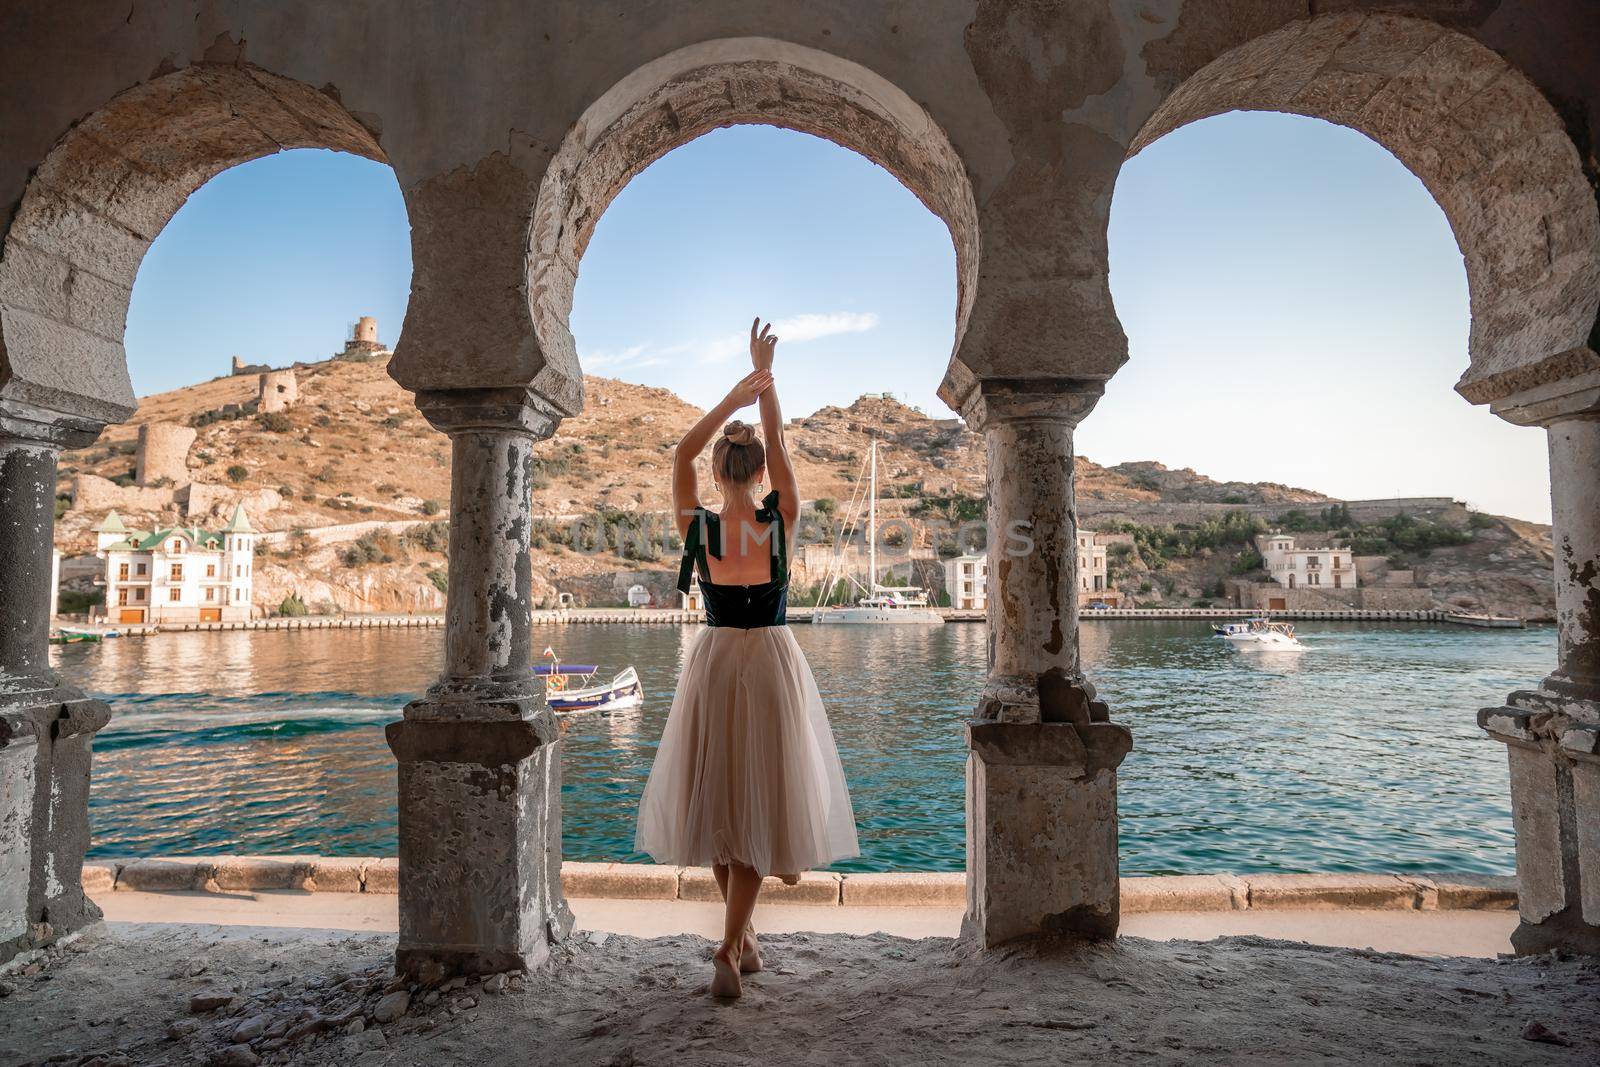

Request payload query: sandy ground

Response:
[2,909,1596,1065]
[91,889,1522,958]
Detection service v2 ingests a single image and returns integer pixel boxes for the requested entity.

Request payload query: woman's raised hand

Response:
[727,368,773,408]
[750,318,778,371]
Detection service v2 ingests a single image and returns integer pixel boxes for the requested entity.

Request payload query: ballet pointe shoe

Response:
[711,944,743,999]
[740,928,762,974]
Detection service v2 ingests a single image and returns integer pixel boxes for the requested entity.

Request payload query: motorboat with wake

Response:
[1212,617,1305,650]
[537,647,643,714]
[811,441,944,626]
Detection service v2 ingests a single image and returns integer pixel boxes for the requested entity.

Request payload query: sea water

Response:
[55,620,1550,874]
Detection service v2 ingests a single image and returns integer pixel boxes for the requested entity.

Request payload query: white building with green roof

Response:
[93,505,257,624]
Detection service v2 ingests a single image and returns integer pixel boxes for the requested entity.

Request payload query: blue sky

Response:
[124,117,1552,522]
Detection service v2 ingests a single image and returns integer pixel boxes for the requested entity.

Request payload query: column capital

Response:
[0,397,104,450]
[414,387,565,438]
[960,377,1104,433]
[1483,356,1600,427]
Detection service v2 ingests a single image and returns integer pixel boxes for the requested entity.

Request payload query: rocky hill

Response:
[53,354,1554,618]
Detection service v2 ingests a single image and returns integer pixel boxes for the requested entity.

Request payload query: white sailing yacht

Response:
[811,441,945,626]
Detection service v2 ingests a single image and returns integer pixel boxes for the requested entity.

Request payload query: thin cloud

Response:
[697,312,880,364]
[583,312,880,373]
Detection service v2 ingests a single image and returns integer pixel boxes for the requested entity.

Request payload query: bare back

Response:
[702,503,785,586]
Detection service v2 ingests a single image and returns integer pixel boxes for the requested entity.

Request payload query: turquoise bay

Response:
[56,620,1547,875]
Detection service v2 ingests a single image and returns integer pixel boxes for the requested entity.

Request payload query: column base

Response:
[1511,908,1600,956]
[1,687,112,966]
[1481,688,1600,956]
[962,719,1133,949]
[386,696,574,980]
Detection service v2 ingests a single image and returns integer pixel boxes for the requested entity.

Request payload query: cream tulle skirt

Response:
[635,625,859,879]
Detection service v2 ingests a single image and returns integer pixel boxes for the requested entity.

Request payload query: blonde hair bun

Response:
[713,421,766,486]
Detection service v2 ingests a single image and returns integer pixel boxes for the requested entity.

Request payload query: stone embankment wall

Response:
[83,856,1517,913]
[1228,581,1435,612]
[133,422,194,487]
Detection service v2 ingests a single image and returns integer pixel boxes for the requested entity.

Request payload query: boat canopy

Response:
[533,664,599,676]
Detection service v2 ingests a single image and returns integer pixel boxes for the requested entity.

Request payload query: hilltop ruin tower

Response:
[134,422,196,486]
[257,368,299,413]
[336,315,391,362]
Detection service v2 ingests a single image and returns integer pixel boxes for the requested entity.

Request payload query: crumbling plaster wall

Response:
[1,1,1596,422]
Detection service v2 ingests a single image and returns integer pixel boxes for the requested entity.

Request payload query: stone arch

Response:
[1127,12,1600,407]
[0,62,387,427]
[528,37,980,402]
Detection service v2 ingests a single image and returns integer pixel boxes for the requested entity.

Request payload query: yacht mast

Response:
[867,441,877,594]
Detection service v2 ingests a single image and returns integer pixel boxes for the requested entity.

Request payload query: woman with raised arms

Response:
[635,318,860,999]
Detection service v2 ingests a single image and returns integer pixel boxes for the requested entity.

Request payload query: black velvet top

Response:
[676,490,789,629]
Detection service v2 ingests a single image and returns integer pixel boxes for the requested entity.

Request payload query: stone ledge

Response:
[115,857,215,892]
[1246,874,1421,910]
[307,856,371,894]
[212,856,313,892]
[563,862,679,900]
[1122,874,1247,913]
[840,872,965,907]
[1426,874,1519,911]
[83,858,1520,912]
[679,867,841,905]
[363,858,399,894]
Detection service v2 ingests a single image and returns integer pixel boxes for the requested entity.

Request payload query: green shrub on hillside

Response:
[340,533,395,567]
[58,590,103,614]
[226,464,249,483]
[404,522,448,554]
[1229,546,1264,574]
[277,594,309,617]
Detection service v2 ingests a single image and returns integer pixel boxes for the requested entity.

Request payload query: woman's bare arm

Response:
[750,319,799,527]
[672,368,773,537]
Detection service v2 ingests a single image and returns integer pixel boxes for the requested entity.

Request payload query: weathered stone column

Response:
[1480,381,1600,955]
[960,379,1133,948]
[0,402,112,965]
[385,388,573,980]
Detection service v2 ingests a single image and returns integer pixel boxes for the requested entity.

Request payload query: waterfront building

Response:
[92,505,257,624]
[1256,533,1358,591]
[943,553,987,610]
[948,531,1119,609]
[1077,530,1120,607]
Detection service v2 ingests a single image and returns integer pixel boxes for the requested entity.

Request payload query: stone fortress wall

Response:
[133,422,195,487]
[1077,497,1464,528]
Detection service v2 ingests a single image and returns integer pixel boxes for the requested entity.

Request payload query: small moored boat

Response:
[1444,612,1525,629]
[537,648,643,714]
[49,629,102,644]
